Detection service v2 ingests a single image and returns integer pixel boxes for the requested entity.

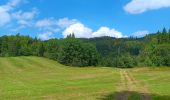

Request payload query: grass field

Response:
[130,68,170,100]
[0,56,170,100]
[0,56,120,100]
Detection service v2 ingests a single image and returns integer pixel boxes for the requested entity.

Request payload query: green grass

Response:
[0,57,170,100]
[0,56,120,100]
[129,67,170,100]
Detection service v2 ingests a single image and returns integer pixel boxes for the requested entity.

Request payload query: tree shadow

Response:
[97,91,170,100]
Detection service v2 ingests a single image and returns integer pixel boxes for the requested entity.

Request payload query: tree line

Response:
[0,28,170,67]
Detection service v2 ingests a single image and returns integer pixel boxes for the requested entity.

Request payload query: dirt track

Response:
[116,70,151,100]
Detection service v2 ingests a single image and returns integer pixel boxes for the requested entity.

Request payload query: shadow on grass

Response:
[97,91,170,100]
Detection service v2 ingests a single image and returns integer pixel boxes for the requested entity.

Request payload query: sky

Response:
[0,0,170,40]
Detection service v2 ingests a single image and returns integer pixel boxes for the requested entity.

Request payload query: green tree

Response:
[162,28,167,34]
[58,37,98,67]
[37,42,45,57]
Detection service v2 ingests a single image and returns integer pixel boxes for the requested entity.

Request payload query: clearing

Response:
[0,56,170,100]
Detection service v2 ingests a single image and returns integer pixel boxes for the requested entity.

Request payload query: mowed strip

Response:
[131,68,170,100]
[116,69,151,100]
[0,56,120,100]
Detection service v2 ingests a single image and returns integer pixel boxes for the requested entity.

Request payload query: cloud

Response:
[35,18,60,40]
[57,18,78,28]
[0,0,28,26]
[7,0,25,7]
[0,7,11,26]
[36,18,79,40]
[63,23,124,38]
[12,8,38,27]
[63,23,92,38]
[124,0,170,14]
[3,0,24,11]
[0,0,125,40]
[36,17,78,29]
[92,27,123,38]
[38,31,53,40]
[132,30,149,37]
[35,18,57,28]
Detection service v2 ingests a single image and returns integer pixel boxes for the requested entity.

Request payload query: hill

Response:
[0,56,119,100]
[0,56,170,100]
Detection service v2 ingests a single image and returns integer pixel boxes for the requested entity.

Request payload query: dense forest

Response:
[0,28,170,67]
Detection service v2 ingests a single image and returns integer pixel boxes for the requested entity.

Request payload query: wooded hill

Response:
[0,28,170,67]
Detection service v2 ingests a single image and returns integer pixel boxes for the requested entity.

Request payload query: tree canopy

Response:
[0,28,170,67]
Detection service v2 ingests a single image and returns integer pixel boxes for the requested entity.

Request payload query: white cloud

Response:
[63,23,124,38]
[0,0,28,26]
[0,7,11,26]
[12,8,38,21]
[38,31,53,40]
[63,23,93,38]
[35,18,59,40]
[124,0,170,14]
[0,0,125,39]
[92,27,123,38]
[3,0,24,11]
[36,18,79,39]
[7,0,25,7]
[57,18,78,28]
[12,8,38,27]
[35,17,78,29]
[132,30,149,37]
[35,18,57,28]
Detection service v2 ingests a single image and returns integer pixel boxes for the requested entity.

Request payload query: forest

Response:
[0,28,170,67]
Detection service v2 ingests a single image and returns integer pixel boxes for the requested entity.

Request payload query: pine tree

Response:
[157,31,161,44]
[38,43,45,57]
[162,27,167,34]
[71,33,75,38]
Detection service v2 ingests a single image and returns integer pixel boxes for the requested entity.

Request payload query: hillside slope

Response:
[0,57,170,100]
[0,56,120,100]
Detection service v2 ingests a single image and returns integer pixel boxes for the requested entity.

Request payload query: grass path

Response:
[130,68,170,100]
[116,69,151,100]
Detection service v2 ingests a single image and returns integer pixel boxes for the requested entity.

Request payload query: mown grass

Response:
[0,56,120,100]
[0,57,170,100]
[130,67,170,100]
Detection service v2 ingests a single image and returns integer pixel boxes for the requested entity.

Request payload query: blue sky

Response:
[0,0,170,40]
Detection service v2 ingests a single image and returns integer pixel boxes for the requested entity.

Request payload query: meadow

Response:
[0,56,169,100]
